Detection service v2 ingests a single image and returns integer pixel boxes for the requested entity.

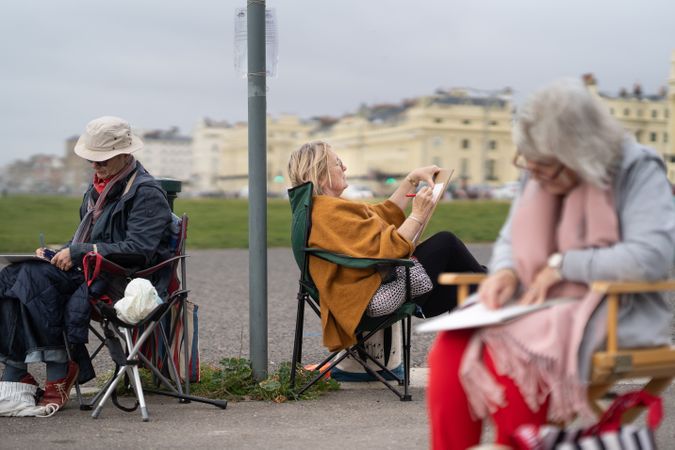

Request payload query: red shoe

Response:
[19,373,39,387]
[38,362,79,409]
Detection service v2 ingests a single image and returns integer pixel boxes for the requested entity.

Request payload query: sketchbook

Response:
[411,168,454,245]
[0,254,52,265]
[415,297,576,333]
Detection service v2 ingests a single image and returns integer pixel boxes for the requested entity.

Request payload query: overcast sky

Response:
[1,0,674,166]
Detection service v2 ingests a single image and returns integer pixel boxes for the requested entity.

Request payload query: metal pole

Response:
[247,0,268,381]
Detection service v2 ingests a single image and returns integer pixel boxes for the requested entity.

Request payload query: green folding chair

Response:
[288,181,416,401]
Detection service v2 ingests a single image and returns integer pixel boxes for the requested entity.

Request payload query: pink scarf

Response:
[460,180,619,423]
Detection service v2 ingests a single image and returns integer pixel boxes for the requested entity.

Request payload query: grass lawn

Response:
[0,195,510,252]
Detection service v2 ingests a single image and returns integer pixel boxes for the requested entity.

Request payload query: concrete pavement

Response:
[2,245,674,448]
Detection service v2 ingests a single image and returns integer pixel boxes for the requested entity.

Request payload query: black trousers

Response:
[412,231,486,317]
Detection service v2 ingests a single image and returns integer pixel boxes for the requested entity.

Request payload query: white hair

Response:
[513,78,625,188]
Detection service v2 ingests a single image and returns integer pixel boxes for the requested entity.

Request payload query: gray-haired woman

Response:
[427,79,675,449]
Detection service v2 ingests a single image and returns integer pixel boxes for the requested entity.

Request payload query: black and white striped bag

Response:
[513,390,662,450]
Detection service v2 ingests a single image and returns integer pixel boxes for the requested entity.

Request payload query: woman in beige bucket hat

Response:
[0,116,174,413]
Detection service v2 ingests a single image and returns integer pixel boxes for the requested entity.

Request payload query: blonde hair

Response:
[513,78,625,188]
[287,140,334,195]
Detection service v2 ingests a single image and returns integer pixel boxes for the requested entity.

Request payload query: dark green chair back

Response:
[288,182,319,299]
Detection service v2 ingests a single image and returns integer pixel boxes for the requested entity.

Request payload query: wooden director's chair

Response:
[438,273,675,423]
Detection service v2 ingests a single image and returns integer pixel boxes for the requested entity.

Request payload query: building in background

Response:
[3,51,673,196]
[314,88,516,196]
[584,50,675,180]
[191,115,311,196]
[1,154,65,194]
[135,127,192,185]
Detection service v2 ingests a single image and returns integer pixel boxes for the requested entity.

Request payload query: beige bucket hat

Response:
[74,116,144,162]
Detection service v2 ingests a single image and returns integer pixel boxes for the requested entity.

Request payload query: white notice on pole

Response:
[234,7,279,78]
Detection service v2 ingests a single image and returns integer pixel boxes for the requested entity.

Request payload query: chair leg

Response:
[123,329,150,421]
[290,291,306,388]
[402,315,412,401]
[181,301,191,399]
[92,365,127,419]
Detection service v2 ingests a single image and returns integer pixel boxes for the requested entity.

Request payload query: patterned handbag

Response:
[513,390,663,450]
[366,257,432,317]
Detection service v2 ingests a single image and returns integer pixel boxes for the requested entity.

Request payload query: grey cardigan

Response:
[490,139,675,354]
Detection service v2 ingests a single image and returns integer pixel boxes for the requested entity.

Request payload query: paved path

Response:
[3,245,675,448]
[188,245,494,370]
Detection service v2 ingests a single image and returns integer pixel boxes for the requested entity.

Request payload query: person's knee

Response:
[432,230,461,250]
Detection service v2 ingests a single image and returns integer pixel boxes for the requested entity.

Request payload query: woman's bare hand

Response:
[51,248,74,272]
[518,266,562,306]
[478,269,518,309]
[407,165,440,187]
[411,186,434,218]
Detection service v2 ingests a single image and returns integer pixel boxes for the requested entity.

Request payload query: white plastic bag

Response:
[0,382,58,417]
[114,278,163,324]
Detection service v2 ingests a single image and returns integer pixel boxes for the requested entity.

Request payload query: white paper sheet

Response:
[415,298,576,333]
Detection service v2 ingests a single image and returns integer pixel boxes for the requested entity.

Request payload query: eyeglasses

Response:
[335,158,345,170]
[87,159,109,166]
[512,153,565,182]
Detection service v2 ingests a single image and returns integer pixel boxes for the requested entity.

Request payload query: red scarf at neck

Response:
[93,174,114,194]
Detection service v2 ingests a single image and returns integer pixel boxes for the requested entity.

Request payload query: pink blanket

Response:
[460,180,619,422]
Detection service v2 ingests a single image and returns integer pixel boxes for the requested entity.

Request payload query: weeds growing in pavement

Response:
[98,358,339,403]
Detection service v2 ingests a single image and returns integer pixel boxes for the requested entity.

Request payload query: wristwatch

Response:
[547,252,563,278]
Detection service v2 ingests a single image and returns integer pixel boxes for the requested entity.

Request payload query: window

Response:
[462,119,471,125]
[637,109,643,118]
[635,130,643,142]
[434,118,443,124]
[460,158,470,177]
[651,110,658,119]
[432,136,443,147]
[489,140,497,150]
[490,120,498,126]
[486,159,497,181]
[665,109,670,119]
[432,156,442,167]
[664,132,668,143]
[461,139,470,149]
[623,108,630,117]
[650,132,657,142]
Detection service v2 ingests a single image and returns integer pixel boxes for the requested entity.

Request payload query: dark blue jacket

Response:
[0,162,172,383]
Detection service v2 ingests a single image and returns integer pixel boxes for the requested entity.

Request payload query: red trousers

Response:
[427,330,549,449]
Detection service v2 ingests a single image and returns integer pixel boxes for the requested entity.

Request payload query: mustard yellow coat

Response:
[308,196,413,351]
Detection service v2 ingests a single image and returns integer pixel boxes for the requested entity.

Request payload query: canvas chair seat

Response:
[438,272,675,424]
[288,181,416,401]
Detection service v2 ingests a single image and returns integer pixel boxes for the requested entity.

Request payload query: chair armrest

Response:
[438,273,488,285]
[438,273,487,305]
[591,280,675,295]
[592,279,675,354]
[83,251,132,277]
[305,247,414,269]
[135,255,188,278]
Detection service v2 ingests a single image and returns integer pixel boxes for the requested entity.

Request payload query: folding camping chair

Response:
[438,272,675,423]
[288,181,416,401]
[69,213,227,421]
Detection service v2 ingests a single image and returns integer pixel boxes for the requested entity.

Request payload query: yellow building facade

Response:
[191,51,675,195]
[586,49,675,181]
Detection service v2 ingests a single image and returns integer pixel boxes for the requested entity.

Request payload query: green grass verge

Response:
[101,358,339,402]
[0,195,510,252]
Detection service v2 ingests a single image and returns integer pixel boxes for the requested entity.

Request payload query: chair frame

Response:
[438,272,675,423]
[70,214,227,421]
[288,182,415,401]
